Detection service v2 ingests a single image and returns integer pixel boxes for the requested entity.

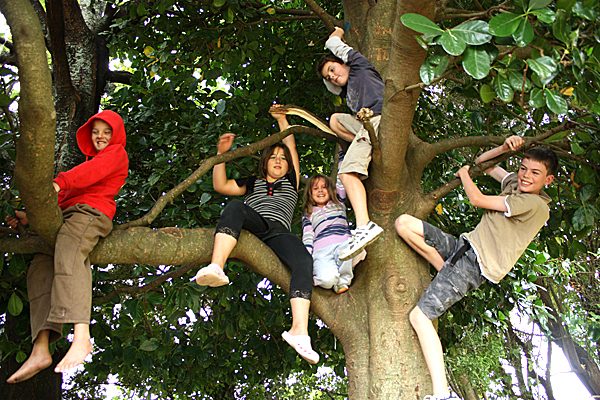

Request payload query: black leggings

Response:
[216,199,313,299]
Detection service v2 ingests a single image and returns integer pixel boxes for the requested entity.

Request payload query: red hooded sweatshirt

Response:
[53,110,129,220]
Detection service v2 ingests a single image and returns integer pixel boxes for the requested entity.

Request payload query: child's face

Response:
[311,178,330,207]
[517,158,554,194]
[91,120,113,152]
[266,147,289,181]
[321,61,350,87]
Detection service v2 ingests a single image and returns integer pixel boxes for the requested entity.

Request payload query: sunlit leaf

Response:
[451,20,491,45]
[439,30,467,56]
[489,13,524,37]
[462,47,491,79]
[544,88,568,114]
[400,13,444,36]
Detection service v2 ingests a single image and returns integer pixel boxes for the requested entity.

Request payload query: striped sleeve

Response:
[302,215,315,255]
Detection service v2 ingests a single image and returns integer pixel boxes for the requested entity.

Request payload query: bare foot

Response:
[54,337,92,373]
[7,350,52,384]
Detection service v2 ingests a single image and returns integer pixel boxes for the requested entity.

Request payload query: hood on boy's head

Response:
[76,109,126,157]
[323,79,343,95]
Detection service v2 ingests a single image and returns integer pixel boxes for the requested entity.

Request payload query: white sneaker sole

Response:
[339,228,383,261]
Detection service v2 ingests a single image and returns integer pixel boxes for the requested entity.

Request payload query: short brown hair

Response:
[523,147,559,176]
[316,54,345,78]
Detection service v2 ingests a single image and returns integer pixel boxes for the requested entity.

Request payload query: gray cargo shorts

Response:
[417,222,486,320]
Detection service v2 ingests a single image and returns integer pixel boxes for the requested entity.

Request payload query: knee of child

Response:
[395,214,410,237]
[409,306,426,327]
[314,270,338,288]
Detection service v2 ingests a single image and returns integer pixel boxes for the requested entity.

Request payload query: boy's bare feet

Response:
[7,330,52,384]
[6,350,53,383]
[55,323,92,373]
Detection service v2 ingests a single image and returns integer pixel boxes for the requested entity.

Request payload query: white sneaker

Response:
[194,263,230,287]
[339,221,383,261]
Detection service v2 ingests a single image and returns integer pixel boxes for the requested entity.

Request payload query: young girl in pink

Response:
[302,174,366,294]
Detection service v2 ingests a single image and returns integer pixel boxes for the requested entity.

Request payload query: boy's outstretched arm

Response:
[475,135,525,182]
[456,165,508,212]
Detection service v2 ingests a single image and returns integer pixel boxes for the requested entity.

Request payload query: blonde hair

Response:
[302,174,341,215]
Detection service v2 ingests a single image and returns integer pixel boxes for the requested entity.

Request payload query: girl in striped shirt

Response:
[302,174,366,294]
[194,105,319,364]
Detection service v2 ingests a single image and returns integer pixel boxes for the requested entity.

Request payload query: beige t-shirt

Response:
[463,173,551,283]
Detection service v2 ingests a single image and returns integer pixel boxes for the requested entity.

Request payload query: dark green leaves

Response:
[462,47,492,79]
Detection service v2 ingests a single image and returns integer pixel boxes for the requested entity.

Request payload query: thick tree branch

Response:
[303,0,337,31]
[424,123,573,203]
[1,0,62,245]
[106,70,133,85]
[119,125,332,229]
[47,0,76,93]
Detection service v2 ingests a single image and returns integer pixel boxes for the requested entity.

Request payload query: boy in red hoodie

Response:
[6,110,128,383]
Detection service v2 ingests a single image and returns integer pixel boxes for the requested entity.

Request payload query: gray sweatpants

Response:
[27,204,112,343]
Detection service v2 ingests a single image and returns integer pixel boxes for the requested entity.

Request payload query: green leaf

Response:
[531,8,556,24]
[462,47,491,79]
[225,7,234,23]
[16,351,27,363]
[529,87,545,108]
[572,205,597,231]
[139,339,159,352]
[480,84,496,103]
[419,54,449,84]
[439,30,467,56]
[213,0,226,7]
[489,13,524,37]
[527,56,558,86]
[507,70,530,91]
[400,13,444,36]
[0,93,11,107]
[493,75,514,102]
[552,10,572,46]
[513,18,534,47]
[544,88,568,114]
[8,292,23,316]
[556,0,576,10]
[528,0,552,11]
[570,141,586,155]
[451,20,491,45]
[573,1,599,21]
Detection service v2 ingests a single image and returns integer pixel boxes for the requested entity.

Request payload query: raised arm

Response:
[325,27,352,63]
[475,135,525,182]
[456,166,507,212]
[270,104,300,188]
[212,133,247,196]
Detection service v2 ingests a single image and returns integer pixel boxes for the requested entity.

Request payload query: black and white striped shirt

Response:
[236,174,298,230]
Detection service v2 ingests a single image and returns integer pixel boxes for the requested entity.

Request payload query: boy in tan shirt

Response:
[395,135,558,400]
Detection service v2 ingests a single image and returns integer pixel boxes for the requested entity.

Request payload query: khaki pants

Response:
[27,204,112,343]
[336,114,381,179]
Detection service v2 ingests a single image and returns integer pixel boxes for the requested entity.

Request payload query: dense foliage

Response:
[0,0,598,399]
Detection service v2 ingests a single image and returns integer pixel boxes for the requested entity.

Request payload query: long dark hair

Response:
[258,142,294,180]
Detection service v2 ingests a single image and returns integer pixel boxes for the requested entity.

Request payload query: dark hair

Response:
[523,146,559,176]
[302,174,341,215]
[316,54,345,78]
[258,142,294,179]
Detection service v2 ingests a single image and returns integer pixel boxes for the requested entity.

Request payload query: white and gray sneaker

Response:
[338,221,383,261]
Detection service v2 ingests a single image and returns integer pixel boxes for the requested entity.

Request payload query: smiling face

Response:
[91,119,113,152]
[266,146,289,181]
[321,60,350,87]
[517,157,554,194]
[310,177,331,207]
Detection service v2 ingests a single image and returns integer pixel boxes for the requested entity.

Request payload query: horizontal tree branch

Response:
[106,70,133,85]
[118,125,333,229]
[425,122,574,202]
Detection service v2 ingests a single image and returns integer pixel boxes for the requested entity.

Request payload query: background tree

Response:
[0,0,598,399]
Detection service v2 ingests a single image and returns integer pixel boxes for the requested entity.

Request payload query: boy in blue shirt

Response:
[317,27,384,261]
